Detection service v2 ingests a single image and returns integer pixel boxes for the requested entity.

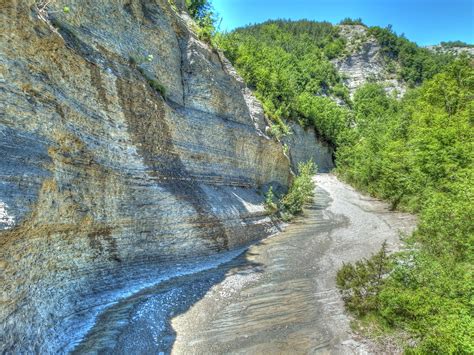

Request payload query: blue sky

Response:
[212,0,474,46]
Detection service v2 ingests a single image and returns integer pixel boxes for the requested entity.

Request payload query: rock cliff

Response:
[282,121,334,173]
[0,0,291,352]
[333,25,406,97]
[425,44,474,56]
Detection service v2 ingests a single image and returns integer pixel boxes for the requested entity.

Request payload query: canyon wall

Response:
[282,121,334,173]
[333,25,406,98]
[0,0,291,352]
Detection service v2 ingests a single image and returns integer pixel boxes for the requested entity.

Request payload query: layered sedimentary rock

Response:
[425,44,474,56]
[333,25,406,97]
[282,121,334,173]
[0,0,290,352]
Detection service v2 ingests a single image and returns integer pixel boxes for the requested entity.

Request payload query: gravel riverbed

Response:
[76,174,416,354]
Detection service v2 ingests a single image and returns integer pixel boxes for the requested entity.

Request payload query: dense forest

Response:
[336,58,473,353]
[217,20,350,145]
[187,1,474,352]
[216,19,455,146]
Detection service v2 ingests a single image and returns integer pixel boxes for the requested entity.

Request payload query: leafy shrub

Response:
[261,161,317,219]
[336,242,390,316]
[332,82,351,102]
[186,0,211,19]
[147,78,166,97]
[268,120,291,140]
[128,54,167,97]
[264,186,278,212]
[186,0,218,43]
[280,160,317,217]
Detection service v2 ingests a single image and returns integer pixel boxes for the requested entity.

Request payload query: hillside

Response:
[334,24,406,97]
[218,20,456,146]
[426,41,474,56]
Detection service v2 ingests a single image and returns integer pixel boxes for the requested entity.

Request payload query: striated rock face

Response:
[425,44,474,56]
[282,121,334,173]
[0,0,291,352]
[333,25,406,98]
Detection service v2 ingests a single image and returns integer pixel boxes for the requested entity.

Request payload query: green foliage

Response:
[219,20,350,142]
[147,78,166,97]
[378,252,474,353]
[268,120,291,140]
[336,57,474,352]
[186,0,211,19]
[186,0,218,43]
[440,40,474,49]
[415,171,474,262]
[337,242,390,316]
[264,186,278,212]
[367,25,454,86]
[295,93,350,145]
[280,160,317,217]
[339,17,366,26]
[128,54,166,97]
[261,161,317,220]
[332,82,350,102]
[129,53,154,66]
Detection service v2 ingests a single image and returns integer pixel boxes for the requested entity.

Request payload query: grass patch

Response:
[128,56,167,98]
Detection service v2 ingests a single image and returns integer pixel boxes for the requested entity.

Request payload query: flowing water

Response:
[75,174,416,354]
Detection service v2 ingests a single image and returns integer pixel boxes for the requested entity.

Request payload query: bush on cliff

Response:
[367,25,453,86]
[264,186,278,212]
[280,160,317,218]
[263,160,317,220]
[186,0,218,43]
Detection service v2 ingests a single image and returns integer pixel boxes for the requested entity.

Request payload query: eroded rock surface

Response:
[334,25,406,98]
[425,44,474,56]
[282,121,334,173]
[0,1,290,352]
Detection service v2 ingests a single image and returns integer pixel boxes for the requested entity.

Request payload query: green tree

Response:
[337,242,390,315]
[219,20,349,143]
[186,0,218,42]
[281,160,317,217]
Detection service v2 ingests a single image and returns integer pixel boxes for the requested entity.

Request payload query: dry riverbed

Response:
[76,174,416,354]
